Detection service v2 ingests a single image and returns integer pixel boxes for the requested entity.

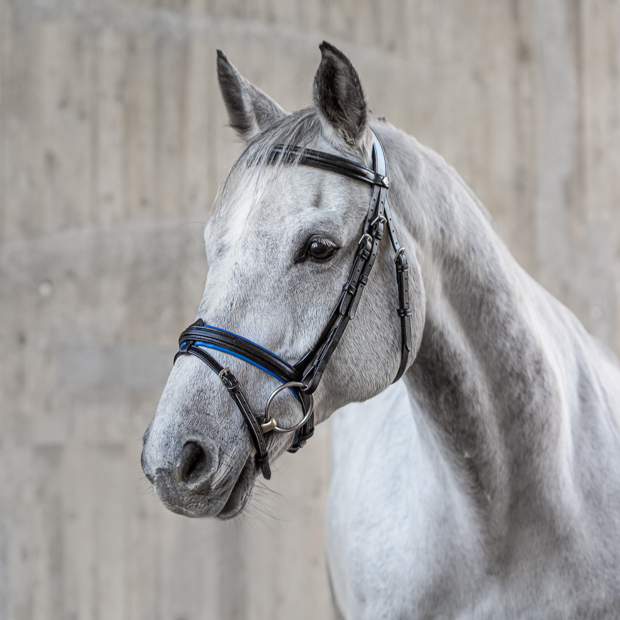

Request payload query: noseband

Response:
[174,131,412,479]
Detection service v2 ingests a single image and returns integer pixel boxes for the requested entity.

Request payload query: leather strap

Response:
[373,137,412,382]
[298,178,386,394]
[269,145,390,188]
[179,324,301,383]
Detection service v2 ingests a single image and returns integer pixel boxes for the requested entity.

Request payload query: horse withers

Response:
[141,42,620,618]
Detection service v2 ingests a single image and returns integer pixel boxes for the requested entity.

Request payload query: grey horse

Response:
[141,43,620,618]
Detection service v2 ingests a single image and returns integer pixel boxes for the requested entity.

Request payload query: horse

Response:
[141,42,620,618]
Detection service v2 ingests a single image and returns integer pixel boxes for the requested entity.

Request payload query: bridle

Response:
[174,130,412,480]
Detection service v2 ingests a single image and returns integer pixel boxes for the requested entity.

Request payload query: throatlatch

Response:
[174,130,412,479]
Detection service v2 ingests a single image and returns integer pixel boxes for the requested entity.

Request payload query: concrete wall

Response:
[1,0,619,618]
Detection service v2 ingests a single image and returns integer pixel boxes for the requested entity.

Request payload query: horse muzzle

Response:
[141,435,254,518]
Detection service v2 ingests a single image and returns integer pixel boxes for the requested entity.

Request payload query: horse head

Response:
[141,43,425,518]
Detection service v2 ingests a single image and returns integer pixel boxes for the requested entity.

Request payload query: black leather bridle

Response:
[174,130,412,479]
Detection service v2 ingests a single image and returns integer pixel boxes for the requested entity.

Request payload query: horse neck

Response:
[390,132,593,538]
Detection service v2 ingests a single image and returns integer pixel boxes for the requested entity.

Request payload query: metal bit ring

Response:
[261,381,314,434]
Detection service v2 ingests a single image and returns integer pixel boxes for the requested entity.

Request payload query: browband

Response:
[269,145,390,188]
[174,130,412,479]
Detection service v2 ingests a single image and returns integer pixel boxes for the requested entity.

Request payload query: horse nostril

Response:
[176,441,216,486]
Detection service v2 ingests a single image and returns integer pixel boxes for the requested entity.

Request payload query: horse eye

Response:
[308,240,336,260]
[297,236,338,263]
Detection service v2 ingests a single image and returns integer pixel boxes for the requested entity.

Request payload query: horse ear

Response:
[216,50,287,141]
[313,42,368,149]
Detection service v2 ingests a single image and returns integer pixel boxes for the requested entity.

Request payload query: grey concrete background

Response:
[1,0,619,618]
